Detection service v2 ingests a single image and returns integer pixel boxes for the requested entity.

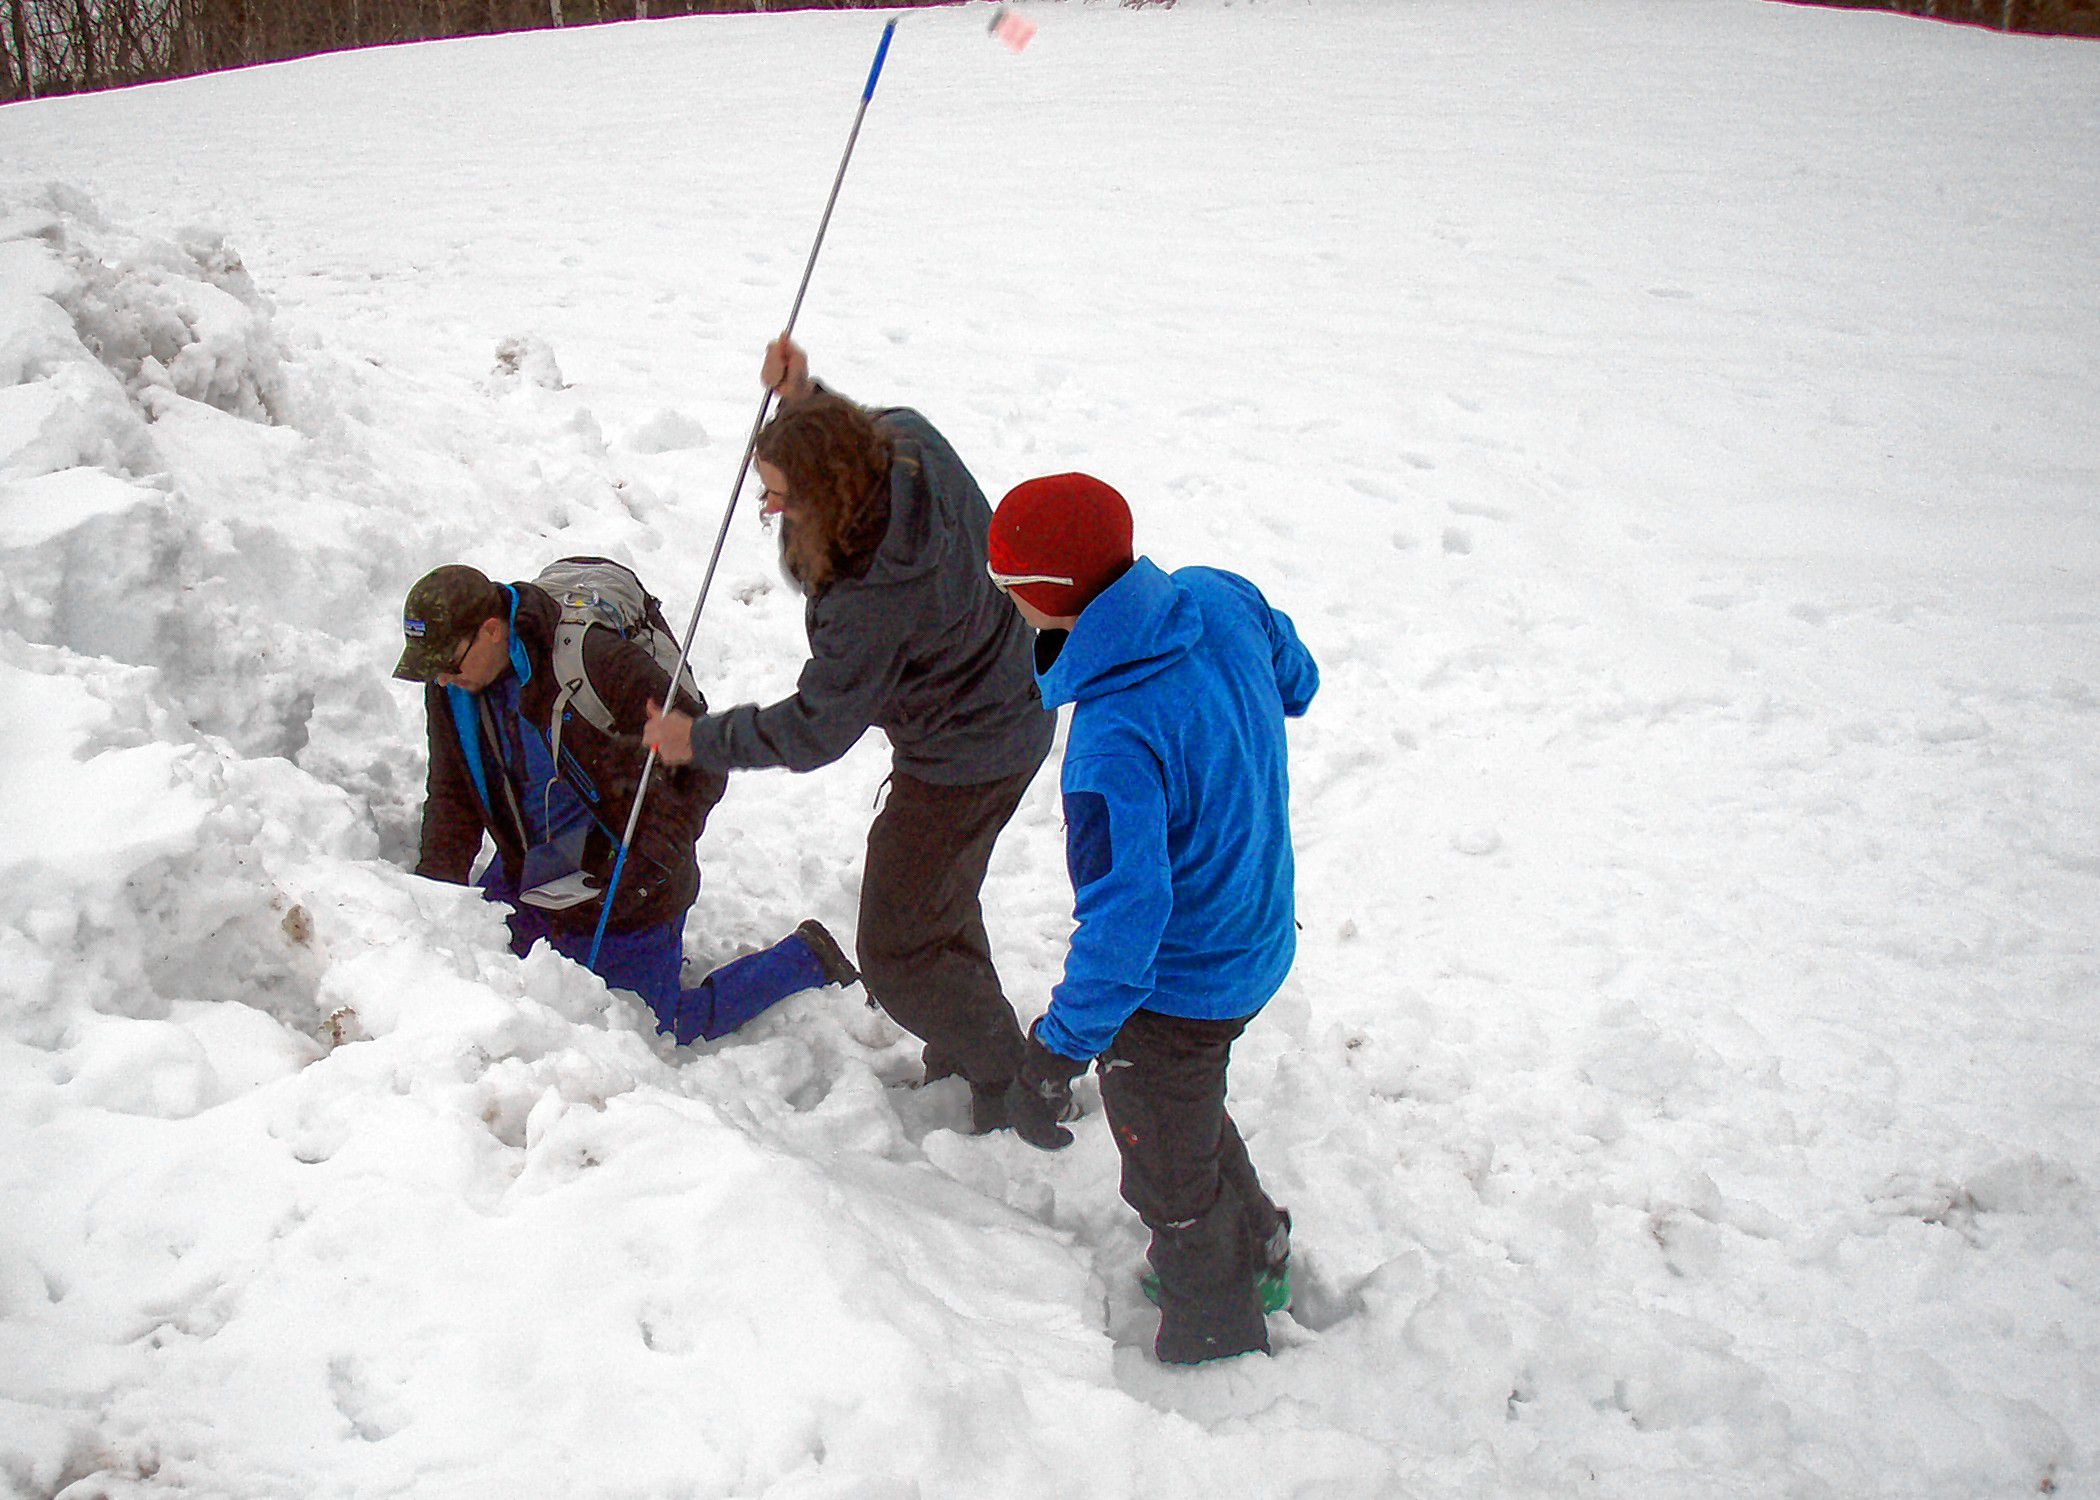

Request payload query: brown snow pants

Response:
[857,764,1039,1093]
[1100,1008,1284,1364]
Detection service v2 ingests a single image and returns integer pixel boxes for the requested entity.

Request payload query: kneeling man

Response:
[393,563,856,1042]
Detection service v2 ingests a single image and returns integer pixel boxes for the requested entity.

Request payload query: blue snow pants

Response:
[482,866,826,1044]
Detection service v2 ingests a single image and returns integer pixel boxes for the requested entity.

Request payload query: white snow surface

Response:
[2,2,2097,1496]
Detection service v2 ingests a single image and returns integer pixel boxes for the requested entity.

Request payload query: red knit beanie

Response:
[987,473,1134,617]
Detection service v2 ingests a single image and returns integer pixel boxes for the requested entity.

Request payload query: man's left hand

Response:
[1007,1025,1088,1152]
[642,700,696,766]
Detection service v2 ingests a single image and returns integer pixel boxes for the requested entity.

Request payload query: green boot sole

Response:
[1139,1267,1291,1316]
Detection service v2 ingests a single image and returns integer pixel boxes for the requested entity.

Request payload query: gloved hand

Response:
[1006,1024,1088,1152]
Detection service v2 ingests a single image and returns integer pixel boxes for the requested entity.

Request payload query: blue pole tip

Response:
[863,18,897,103]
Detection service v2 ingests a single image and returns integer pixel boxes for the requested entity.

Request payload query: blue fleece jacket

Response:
[1033,558,1319,1061]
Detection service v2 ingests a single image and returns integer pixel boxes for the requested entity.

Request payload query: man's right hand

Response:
[642,700,696,766]
[761,335,813,404]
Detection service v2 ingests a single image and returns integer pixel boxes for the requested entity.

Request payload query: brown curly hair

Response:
[755,393,895,594]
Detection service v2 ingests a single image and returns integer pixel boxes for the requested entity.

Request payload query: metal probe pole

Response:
[588,18,898,970]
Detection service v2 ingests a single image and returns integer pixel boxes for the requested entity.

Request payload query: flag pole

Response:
[587,18,898,971]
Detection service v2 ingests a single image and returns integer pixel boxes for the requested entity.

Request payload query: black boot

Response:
[914,1043,963,1088]
[1150,1192,1272,1365]
[968,1078,1016,1134]
[794,919,861,987]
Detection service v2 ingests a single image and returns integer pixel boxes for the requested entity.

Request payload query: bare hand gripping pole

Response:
[588,18,898,970]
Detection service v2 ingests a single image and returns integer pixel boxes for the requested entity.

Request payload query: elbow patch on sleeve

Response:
[1064,790,1114,891]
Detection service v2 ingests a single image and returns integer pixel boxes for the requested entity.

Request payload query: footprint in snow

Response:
[328,1355,404,1442]
[1282,1257,1367,1334]
[1917,714,1991,745]
[1175,398,1256,422]
[1448,499,1511,522]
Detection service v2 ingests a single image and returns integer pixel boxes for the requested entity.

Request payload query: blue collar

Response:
[501,584,532,686]
[442,584,530,818]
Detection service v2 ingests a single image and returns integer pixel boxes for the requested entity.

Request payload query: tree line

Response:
[4,0,2091,105]
[1,0,953,101]
[1793,0,2100,34]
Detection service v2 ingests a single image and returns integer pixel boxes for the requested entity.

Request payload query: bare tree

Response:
[3,1,29,97]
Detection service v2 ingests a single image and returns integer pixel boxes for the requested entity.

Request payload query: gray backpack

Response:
[531,557,701,760]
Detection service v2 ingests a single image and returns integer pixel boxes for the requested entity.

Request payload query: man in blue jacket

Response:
[984,473,1319,1365]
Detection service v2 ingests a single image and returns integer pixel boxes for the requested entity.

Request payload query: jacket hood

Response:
[856,410,950,591]
[504,582,558,684]
[1036,557,1200,710]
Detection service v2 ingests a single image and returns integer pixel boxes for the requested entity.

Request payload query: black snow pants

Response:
[1099,1007,1284,1364]
[857,764,1039,1093]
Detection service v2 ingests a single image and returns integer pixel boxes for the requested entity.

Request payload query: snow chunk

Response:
[2,195,292,426]
[621,405,709,454]
[0,465,159,549]
[0,362,154,479]
[0,658,212,880]
[492,334,565,390]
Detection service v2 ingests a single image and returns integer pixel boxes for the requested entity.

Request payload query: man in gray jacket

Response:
[646,340,1053,1129]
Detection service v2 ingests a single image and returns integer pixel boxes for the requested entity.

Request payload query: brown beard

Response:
[774,510,825,596]
[773,480,894,597]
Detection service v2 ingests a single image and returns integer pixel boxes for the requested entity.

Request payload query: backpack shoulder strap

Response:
[550,617,618,740]
[542,561,699,734]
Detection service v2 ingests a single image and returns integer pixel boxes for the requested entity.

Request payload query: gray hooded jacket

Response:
[688,407,1054,786]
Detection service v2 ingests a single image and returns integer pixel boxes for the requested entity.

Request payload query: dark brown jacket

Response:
[415,581,723,935]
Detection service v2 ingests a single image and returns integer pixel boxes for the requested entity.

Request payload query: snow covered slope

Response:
[2,2,2097,1496]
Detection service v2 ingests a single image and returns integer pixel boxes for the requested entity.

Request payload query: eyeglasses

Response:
[985,562,1074,591]
[442,632,474,676]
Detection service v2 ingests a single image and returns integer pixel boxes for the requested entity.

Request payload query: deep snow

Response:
[2,2,2097,1497]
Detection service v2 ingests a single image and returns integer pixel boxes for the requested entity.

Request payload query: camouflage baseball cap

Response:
[393,565,500,682]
